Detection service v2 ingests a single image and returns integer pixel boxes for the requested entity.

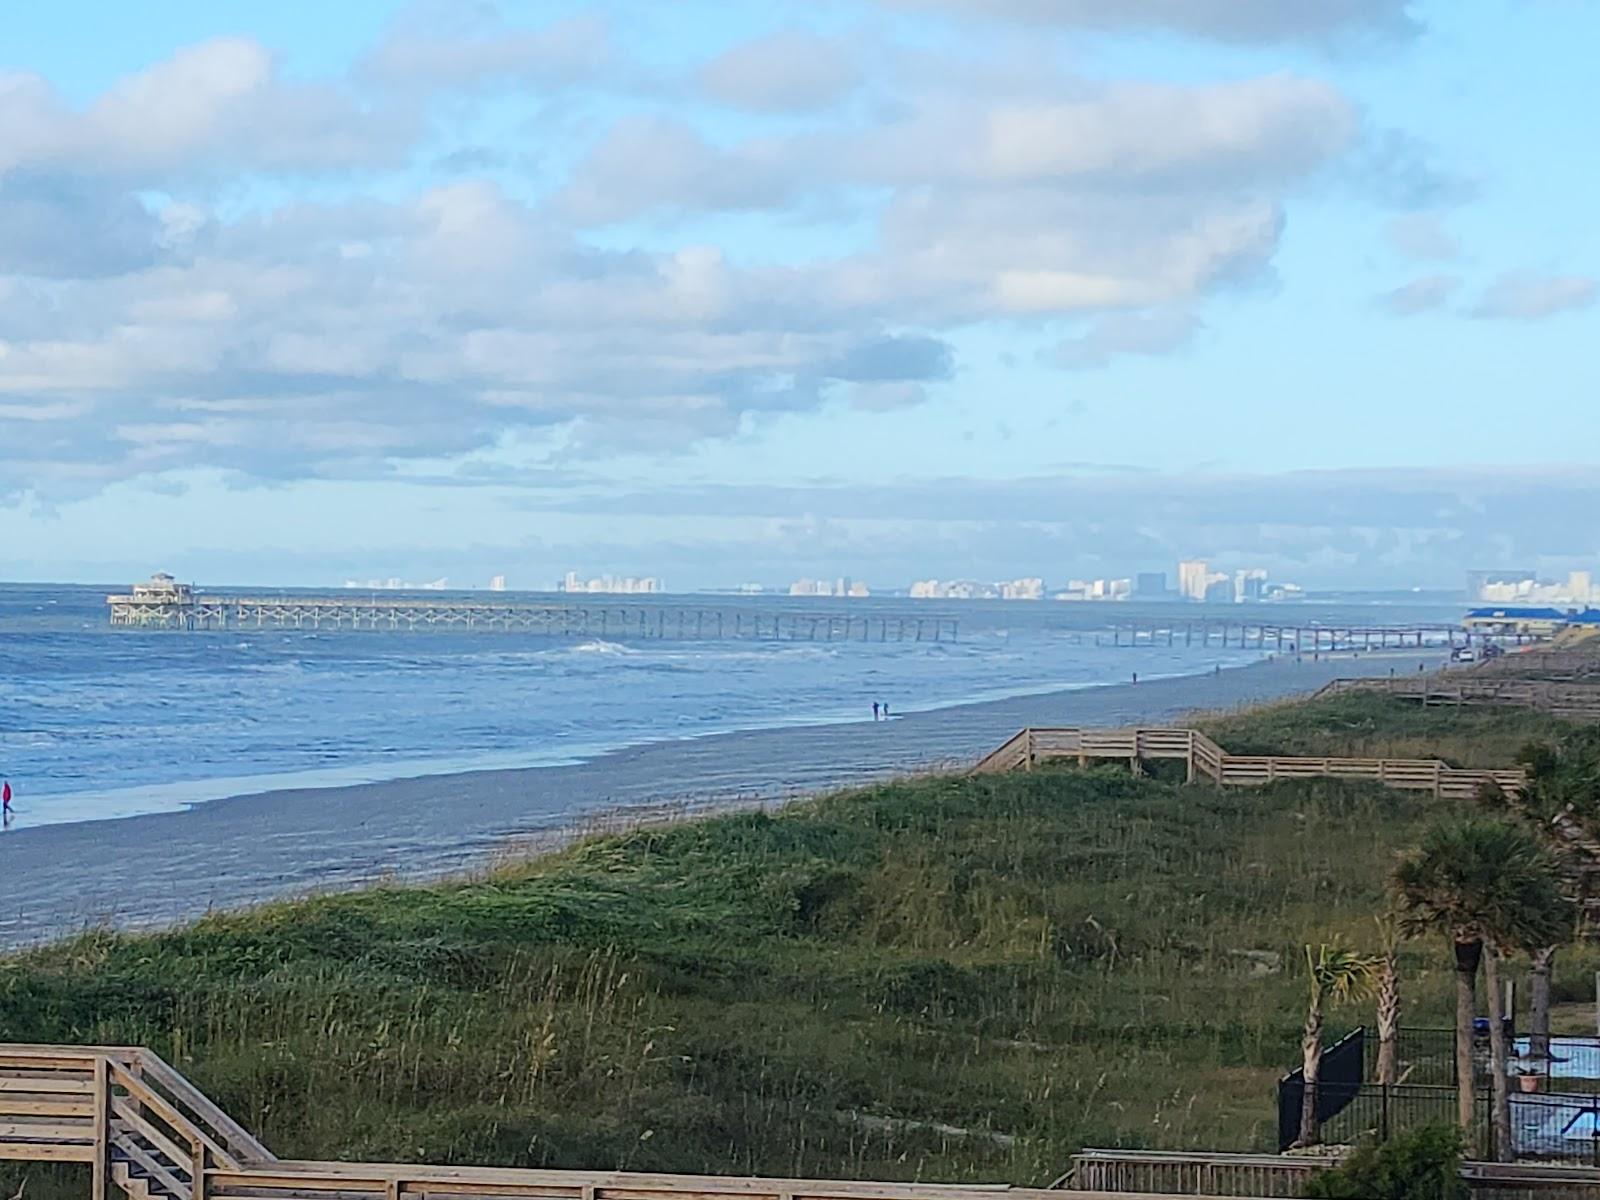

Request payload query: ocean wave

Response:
[569,639,637,656]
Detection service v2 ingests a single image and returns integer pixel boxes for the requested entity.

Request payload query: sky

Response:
[0,0,1596,591]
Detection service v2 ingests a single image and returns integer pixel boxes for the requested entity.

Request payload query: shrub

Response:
[1303,1125,1467,1200]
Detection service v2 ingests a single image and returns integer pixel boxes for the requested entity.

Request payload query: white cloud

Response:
[878,0,1420,44]
[698,31,860,112]
[1381,274,1458,315]
[1386,212,1458,260]
[1471,272,1597,320]
[552,118,800,224]
[358,13,613,90]
[0,38,411,179]
[1052,309,1200,368]
[0,20,1378,499]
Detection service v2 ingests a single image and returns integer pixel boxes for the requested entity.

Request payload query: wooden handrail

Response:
[971,726,1526,799]
[136,1049,276,1165]
[10,1042,1250,1200]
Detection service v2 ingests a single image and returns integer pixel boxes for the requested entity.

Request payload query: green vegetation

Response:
[1303,1124,1468,1200]
[0,692,1589,1195]
[1199,691,1574,767]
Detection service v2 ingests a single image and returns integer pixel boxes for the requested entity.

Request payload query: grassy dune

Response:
[1,694,1587,1194]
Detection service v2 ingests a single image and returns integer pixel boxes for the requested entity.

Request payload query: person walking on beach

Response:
[872,702,880,721]
[2,780,11,826]
[880,701,890,719]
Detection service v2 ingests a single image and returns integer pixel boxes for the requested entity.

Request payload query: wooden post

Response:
[192,1135,209,1200]
[92,1055,109,1200]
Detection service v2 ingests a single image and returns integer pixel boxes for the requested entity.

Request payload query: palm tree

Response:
[1393,819,1574,1161]
[1298,941,1378,1147]
[1510,732,1600,1060]
[1373,916,1402,1087]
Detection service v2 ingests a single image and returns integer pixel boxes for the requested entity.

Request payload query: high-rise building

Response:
[489,575,507,592]
[1135,572,1168,598]
[1569,571,1594,604]
[1178,559,1209,602]
[1234,568,1268,604]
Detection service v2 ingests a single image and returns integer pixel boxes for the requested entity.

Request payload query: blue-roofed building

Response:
[1571,610,1600,627]
[1463,607,1573,636]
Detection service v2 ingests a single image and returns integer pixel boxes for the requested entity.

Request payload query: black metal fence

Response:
[1279,1027,1600,1162]
[1298,1080,1491,1155]
[1284,1079,1600,1163]
[1388,1026,1600,1091]
[1279,1028,1366,1150]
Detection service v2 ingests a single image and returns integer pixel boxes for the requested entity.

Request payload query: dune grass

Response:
[1197,691,1575,767]
[0,693,1586,1196]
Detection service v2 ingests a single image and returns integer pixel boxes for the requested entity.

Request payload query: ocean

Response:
[0,582,1460,832]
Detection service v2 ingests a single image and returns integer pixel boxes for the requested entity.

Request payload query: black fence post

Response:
[1379,1083,1390,1143]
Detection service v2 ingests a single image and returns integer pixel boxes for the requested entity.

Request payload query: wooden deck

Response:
[970,726,1525,802]
[1066,1149,1600,1197]
[12,1044,1600,1200]
[0,1045,1254,1200]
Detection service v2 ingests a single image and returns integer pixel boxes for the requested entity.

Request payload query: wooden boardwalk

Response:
[8,1045,1595,1200]
[1065,1148,1600,1197]
[1315,675,1600,722]
[0,1044,1243,1200]
[970,726,1525,802]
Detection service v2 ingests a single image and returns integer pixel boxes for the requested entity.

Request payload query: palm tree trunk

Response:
[1298,994,1324,1146]
[1530,945,1556,1061]
[1454,938,1482,1143]
[1376,946,1400,1086]
[1484,947,1514,1162]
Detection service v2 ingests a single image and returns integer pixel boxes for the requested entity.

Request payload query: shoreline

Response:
[0,648,1438,948]
[0,648,1257,832]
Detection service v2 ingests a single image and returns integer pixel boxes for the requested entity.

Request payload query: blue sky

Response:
[1,0,1596,589]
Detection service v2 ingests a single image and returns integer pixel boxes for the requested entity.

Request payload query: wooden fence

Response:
[0,1045,1263,1200]
[1316,676,1600,722]
[1066,1149,1600,1198]
[970,727,1525,802]
[1473,651,1600,682]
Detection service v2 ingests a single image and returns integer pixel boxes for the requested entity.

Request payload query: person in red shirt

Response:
[1,780,11,819]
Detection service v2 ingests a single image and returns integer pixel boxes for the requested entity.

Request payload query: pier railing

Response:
[971,727,1525,801]
[0,1044,1228,1200]
[105,594,958,642]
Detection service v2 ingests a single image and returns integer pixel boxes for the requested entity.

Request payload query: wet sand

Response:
[0,651,1438,948]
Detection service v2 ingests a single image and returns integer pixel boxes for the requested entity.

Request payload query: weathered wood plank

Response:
[0,1075,95,1094]
[0,1140,97,1162]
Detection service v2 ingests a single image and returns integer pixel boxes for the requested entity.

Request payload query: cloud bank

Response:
[0,18,1371,498]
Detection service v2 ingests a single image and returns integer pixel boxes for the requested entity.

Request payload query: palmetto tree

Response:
[1373,916,1402,1087]
[1393,819,1574,1161]
[1511,731,1600,1059]
[1298,941,1378,1147]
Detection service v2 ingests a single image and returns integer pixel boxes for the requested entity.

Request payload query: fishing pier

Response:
[1101,618,1504,651]
[106,577,959,642]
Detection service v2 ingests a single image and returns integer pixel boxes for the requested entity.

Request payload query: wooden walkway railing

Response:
[971,727,1525,802]
[1066,1148,1600,1197]
[1316,676,1600,722]
[1,1044,1261,1200]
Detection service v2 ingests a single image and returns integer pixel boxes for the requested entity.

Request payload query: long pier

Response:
[106,592,959,642]
[1100,618,1519,652]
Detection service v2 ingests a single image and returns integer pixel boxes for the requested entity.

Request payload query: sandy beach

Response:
[0,650,1439,948]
